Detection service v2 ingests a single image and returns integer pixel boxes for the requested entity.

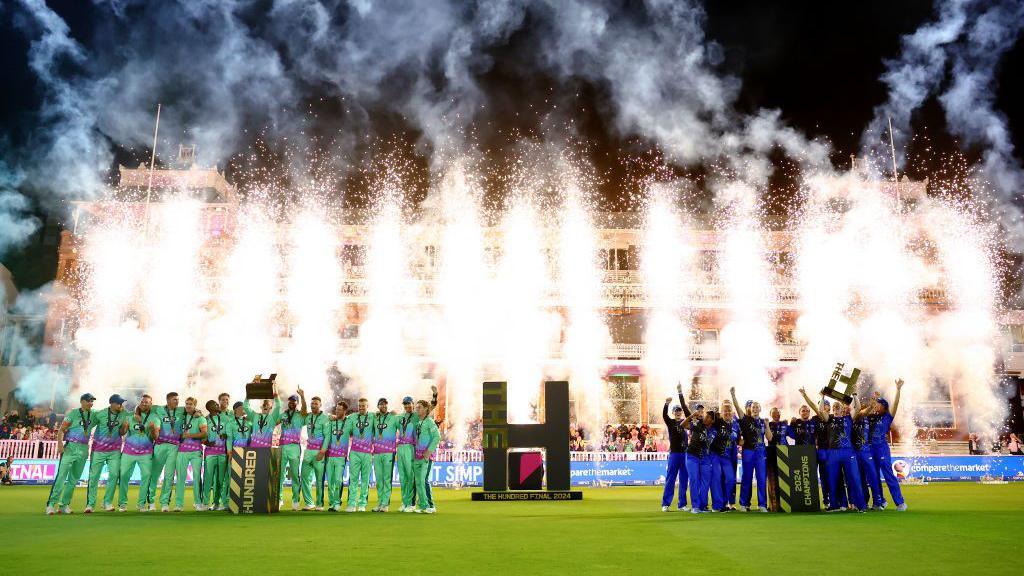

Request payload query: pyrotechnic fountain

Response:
[52,158,1010,449]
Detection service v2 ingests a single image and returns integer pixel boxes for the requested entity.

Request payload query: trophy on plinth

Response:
[821,362,860,404]
[246,373,277,399]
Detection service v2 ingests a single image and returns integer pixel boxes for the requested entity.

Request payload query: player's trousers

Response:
[346,450,372,508]
[86,449,121,508]
[118,453,153,507]
[47,442,88,508]
[373,451,395,507]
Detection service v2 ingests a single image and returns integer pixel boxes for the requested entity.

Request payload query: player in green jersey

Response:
[46,392,96,514]
[203,399,230,510]
[323,401,350,512]
[119,394,159,512]
[299,395,330,510]
[174,397,208,511]
[152,391,185,512]
[344,398,373,512]
[396,386,437,512]
[85,394,129,513]
[277,389,307,510]
[413,400,441,514]
[371,398,399,512]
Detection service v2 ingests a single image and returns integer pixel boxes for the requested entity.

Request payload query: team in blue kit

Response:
[662,378,909,515]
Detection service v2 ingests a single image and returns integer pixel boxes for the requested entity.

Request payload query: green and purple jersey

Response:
[304,412,329,451]
[61,408,94,445]
[372,412,399,454]
[325,416,350,458]
[229,414,252,448]
[205,413,229,455]
[397,411,419,446]
[278,409,304,445]
[153,405,185,445]
[345,412,374,454]
[178,412,207,453]
[245,398,281,448]
[90,408,128,452]
[414,417,440,460]
[123,409,157,456]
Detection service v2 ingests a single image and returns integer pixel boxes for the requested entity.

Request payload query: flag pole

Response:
[144,103,161,235]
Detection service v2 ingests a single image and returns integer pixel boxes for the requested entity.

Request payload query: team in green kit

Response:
[44,385,441,515]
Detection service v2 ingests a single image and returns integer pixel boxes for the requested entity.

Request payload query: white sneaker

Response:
[739,506,749,512]
[61,506,73,514]
[303,504,316,511]
[403,507,416,513]
[357,506,366,512]
[103,504,114,512]
[149,504,157,512]
[681,505,691,512]
[83,506,93,514]
[117,505,127,513]
[661,506,670,512]
[173,506,183,512]
[138,506,148,513]
[45,506,55,515]
[161,505,170,513]
[759,507,768,513]
[379,506,389,513]
[195,504,206,511]
[345,506,357,513]
[896,503,908,512]
[425,507,436,514]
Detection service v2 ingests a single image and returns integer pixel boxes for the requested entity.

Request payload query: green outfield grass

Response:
[3,484,1023,574]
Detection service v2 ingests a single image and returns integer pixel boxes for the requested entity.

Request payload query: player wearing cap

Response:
[396,387,438,512]
[345,398,373,512]
[413,400,440,514]
[299,395,329,510]
[151,392,185,511]
[730,388,772,513]
[85,394,130,513]
[324,401,350,512]
[46,392,97,514]
[371,397,399,512]
[203,400,230,511]
[660,382,691,512]
[868,379,907,511]
[681,402,713,514]
[119,394,159,511]
[228,401,251,449]
[277,389,307,511]
[175,397,208,511]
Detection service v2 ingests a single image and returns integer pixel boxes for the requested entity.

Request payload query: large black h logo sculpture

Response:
[474,381,581,500]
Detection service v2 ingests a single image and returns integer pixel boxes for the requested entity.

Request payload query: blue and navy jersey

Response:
[788,418,816,446]
[739,415,767,449]
[710,418,738,455]
[852,417,871,450]
[826,415,854,450]
[686,421,712,458]
[868,412,894,446]
[769,420,790,446]
[813,415,829,448]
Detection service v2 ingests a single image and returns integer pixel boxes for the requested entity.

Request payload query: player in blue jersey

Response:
[868,379,907,511]
[730,388,772,512]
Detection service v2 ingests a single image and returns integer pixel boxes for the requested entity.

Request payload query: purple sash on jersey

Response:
[350,436,373,454]
[373,437,397,454]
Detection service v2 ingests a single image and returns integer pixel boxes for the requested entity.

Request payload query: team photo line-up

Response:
[44,384,441,515]
[660,379,907,514]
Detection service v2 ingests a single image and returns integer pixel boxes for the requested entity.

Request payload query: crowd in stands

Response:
[968,431,1024,455]
[0,409,60,441]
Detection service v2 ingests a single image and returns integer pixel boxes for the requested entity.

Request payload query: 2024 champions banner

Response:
[7,455,1024,485]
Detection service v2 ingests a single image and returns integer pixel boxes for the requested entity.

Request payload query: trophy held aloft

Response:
[821,362,860,404]
[246,373,277,399]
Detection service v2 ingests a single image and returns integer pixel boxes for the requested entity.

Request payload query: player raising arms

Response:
[175,397,208,511]
[299,395,330,511]
[85,394,129,513]
[345,398,373,512]
[412,400,440,514]
[324,401,351,512]
[245,387,282,449]
[151,392,185,512]
[730,388,772,513]
[868,379,907,511]
[119,394,159,512]
[203,400,230,511]
[278,390,307,511]
[46,393,96,515]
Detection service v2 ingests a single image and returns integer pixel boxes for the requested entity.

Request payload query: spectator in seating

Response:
[968,433,984,455]
[0,458,11,485]
[1005,433,1023,455]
